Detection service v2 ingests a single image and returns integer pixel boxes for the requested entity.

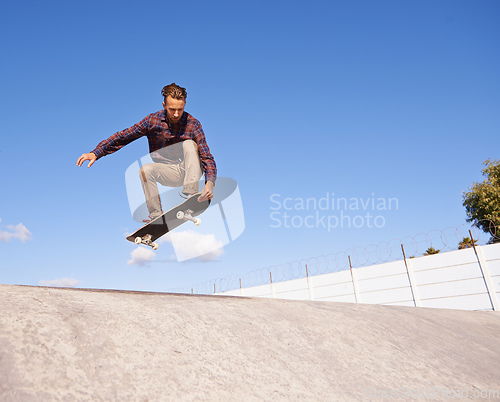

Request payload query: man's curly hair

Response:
[161,83,187,101]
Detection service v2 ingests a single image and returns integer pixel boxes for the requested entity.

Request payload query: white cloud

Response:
[128,246,156,266]
[162,230,224,262]
[0,218,32,242]
[38,278,81,288]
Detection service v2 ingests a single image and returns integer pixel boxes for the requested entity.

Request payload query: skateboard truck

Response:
[134,234,159,250]
[134,210,201,250]
[176,209,201,226]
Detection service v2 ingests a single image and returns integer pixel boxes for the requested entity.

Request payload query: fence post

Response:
[305,264,315,301]
[470,231,500,311]
[348,256,360,303]
[270,272,276,298]
[401,244,421,307]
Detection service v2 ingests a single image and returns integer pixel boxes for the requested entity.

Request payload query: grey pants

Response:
[139,140,203,218]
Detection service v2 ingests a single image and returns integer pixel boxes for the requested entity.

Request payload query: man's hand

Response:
[76,153,97,168]
[198,181,214,202]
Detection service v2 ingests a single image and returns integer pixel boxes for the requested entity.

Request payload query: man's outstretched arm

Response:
[76,152,97,168]
[77,114,151,169]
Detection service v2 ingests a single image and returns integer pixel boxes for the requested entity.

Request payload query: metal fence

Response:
[168,220,499,295]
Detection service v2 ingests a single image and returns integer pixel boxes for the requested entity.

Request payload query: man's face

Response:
[163,96,186,124]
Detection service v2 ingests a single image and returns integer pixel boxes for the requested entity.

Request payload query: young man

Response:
[77,83,216,221]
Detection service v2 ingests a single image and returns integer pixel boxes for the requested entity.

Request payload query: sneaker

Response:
[179,192,197,200]
[143,213,162,223]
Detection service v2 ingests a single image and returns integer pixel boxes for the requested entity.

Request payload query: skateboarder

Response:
[76,83,216,221]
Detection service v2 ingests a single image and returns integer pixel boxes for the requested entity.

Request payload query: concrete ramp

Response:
[0,284,499,401]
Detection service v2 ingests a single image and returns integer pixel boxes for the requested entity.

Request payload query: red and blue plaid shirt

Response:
[91,110,217,184]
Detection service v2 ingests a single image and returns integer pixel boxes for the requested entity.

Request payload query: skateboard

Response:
[126,193,210,250]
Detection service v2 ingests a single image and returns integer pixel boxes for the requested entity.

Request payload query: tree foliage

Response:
[424,247,440,255]
[458,236,475,250]
[462,159,500,242]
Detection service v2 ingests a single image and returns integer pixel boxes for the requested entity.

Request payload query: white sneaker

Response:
[179,192,197,200]
[143,213,162,223]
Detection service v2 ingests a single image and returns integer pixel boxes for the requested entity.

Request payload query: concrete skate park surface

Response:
[0,284,499,401]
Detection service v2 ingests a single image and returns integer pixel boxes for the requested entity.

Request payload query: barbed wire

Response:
[167,220,499,295]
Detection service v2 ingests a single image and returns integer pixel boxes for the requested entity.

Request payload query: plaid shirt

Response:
[91,110,217,184]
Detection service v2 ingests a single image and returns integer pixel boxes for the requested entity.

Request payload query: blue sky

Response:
[1,0,499,293]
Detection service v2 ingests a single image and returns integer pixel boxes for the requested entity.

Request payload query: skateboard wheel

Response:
[152,243,159,250]
[194,218,201,226]
[177,211,185,219]
[134,237,142,245]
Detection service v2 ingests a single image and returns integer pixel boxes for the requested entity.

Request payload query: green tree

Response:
[458,236,476,250]
[424,247,440,255]
[462,159,500,243]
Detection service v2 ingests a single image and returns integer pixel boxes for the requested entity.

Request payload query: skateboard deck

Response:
[126,193,210,250]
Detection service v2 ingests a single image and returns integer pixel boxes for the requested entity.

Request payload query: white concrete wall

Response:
[219,243,500,311]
